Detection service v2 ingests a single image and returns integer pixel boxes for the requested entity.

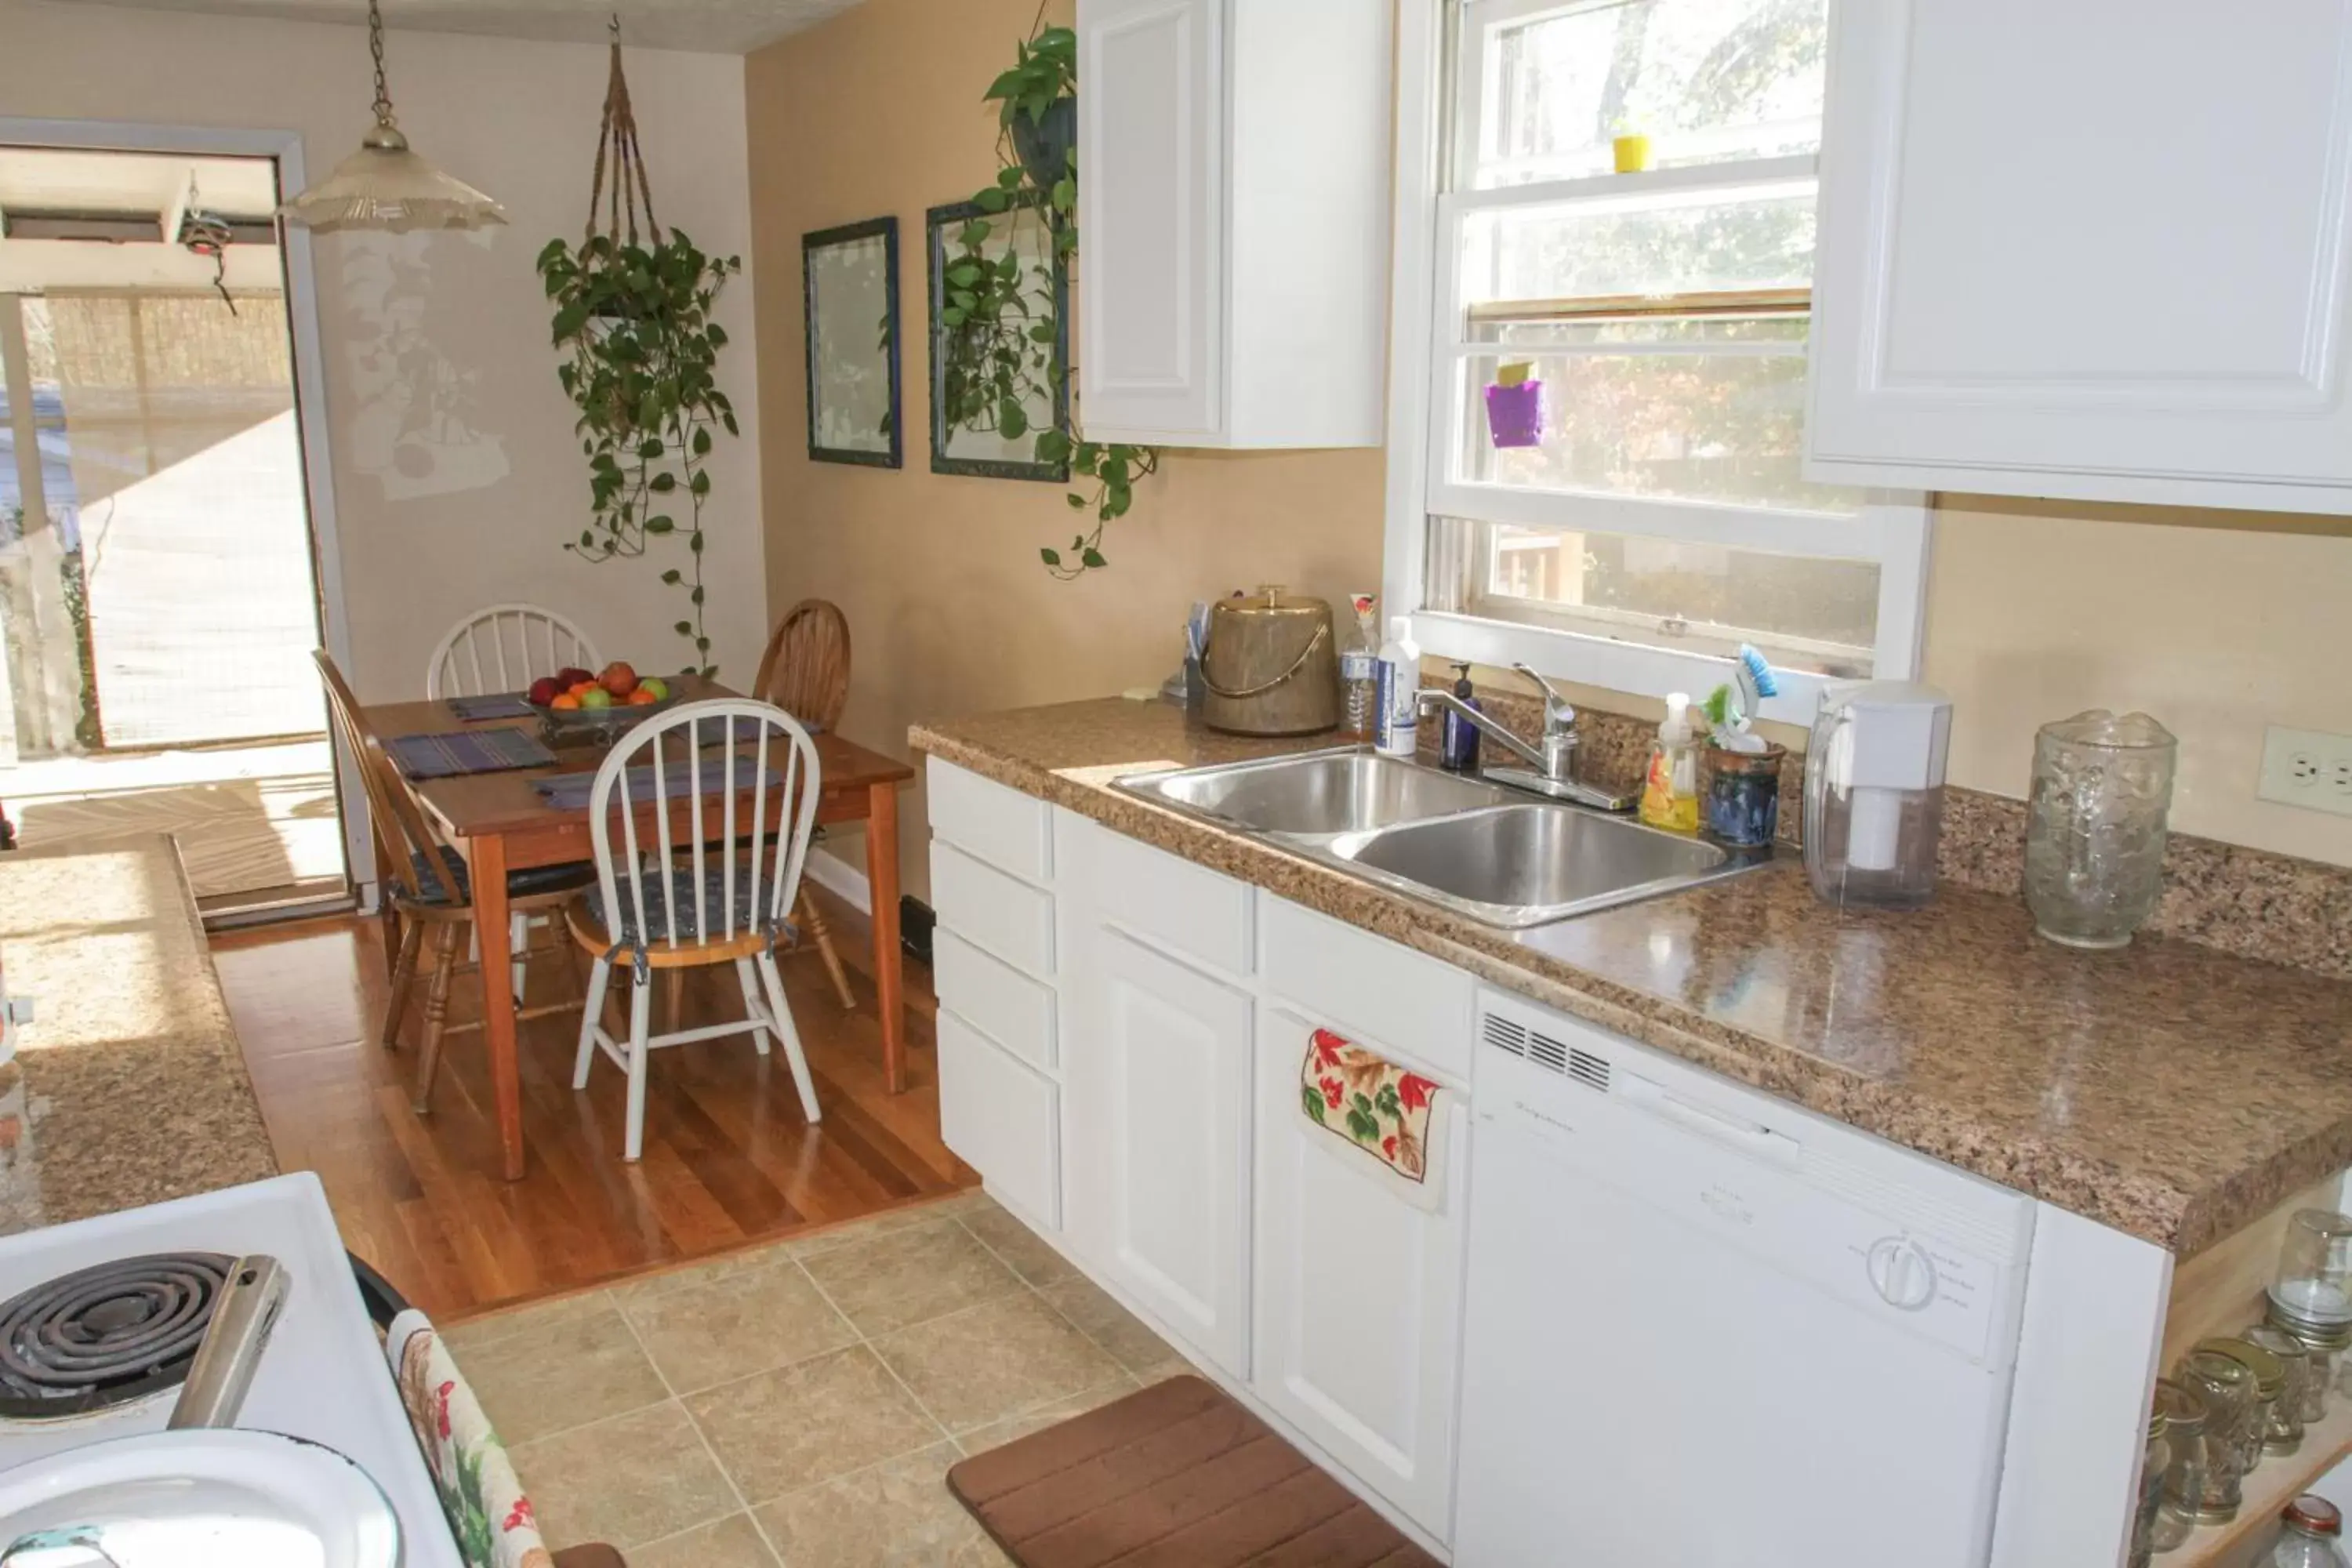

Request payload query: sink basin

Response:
[1119,750,1508,837]
[1117,748,1771,927]
[1333,804,1744,928]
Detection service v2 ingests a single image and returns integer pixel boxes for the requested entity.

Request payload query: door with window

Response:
[0,143,341,910]
[1403,0,1927,715]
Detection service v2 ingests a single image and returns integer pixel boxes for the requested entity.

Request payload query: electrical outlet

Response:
[2258,725,2352,816]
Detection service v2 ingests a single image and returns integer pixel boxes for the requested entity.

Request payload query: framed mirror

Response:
[926,198,1069,481]
[802,216,902,468]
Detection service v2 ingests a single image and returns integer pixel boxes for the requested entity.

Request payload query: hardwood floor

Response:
[210,887,971,1319]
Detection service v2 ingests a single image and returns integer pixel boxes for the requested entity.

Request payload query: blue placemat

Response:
[532,753,786,812]
[387,728,557,781]
[446,691,538,722]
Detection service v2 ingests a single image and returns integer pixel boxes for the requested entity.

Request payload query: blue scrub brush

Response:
[1708,644,1779,752]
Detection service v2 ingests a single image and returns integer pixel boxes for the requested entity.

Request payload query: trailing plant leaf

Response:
[949,18,1161,580]
[539,228,741,671]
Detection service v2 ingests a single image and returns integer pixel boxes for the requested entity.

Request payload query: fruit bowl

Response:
[528,665,677,734]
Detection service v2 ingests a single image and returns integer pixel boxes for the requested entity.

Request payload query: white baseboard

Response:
[801,849,873,915]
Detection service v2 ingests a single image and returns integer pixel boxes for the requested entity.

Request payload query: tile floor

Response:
[446,1189,1190,1565]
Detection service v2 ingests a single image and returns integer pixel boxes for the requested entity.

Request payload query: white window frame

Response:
[1381,0,1930,727]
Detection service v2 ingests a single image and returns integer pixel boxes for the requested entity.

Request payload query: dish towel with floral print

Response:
[385,1308,555,1568]
[1300,1026,1450,1213]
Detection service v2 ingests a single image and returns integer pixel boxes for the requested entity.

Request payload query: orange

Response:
[568,681,599,699]
[550,692,581,711]
[626,688,659,706]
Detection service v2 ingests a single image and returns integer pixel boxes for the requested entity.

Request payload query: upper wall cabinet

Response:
[1806,0,2352,514]
[1076,0,1392,448]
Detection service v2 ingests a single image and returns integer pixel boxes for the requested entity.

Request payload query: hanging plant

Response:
[944,18,1161,579]
[536,24,740,674]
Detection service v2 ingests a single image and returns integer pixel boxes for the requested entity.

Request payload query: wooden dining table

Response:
[361,675,916,1181]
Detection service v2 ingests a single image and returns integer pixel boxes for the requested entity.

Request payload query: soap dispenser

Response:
[1639,693,1701,833]
[1439,662,1482,772]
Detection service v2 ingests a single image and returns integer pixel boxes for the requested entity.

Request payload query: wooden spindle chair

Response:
[426,604,601,699]
[314,652,594,1113]
[566,698,823,1161]
[750,599,858,1009]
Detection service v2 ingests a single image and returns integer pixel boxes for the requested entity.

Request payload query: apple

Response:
[555,666,593,690]
[599,661,638,698]
[577,687,614,711]
[527,676,561,706]
[637,676,670,702]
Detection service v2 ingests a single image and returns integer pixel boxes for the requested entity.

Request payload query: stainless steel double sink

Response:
[1116,748,1773,930]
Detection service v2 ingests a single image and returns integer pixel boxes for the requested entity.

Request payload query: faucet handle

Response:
[1512,663,1577,731]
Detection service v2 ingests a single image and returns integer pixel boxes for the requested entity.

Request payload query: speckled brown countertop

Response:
[912,699,2352,1259]
[0,836,278,1232]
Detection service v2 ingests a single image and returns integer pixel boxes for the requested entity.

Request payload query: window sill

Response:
[1408,609,1834,728]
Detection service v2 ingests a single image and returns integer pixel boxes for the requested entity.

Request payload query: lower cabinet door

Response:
[938,1007,1062,1228]
[1252,1002,1468,1541]
[1068,924,1253,1379]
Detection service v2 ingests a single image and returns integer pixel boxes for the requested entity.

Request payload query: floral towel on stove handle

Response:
[1300,1026,1450,1213]
[387,1308,555,1568]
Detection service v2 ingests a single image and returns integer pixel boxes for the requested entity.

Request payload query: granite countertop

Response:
[0,835,278,1232]
[912,699,2352,1259]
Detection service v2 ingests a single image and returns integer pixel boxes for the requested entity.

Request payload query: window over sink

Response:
[1390,0,1929,712]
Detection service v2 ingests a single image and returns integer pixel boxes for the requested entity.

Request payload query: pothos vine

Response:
[947,19,1161,579]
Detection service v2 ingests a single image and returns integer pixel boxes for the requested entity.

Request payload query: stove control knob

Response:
[1866,1236,1937,1311]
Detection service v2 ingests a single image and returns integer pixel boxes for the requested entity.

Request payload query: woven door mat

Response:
[946,1375,1440,1567]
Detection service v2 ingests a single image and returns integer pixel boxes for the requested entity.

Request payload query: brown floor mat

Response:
[946,1375,1442,1567]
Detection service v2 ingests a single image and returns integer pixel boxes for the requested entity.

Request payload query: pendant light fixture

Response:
[280,0,506,234]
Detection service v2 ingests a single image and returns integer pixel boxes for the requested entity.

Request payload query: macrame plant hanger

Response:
[586,14,662,251]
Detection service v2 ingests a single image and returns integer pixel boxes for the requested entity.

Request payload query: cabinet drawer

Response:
[928,757,1053,883]
[1261,896,1472,1081]
[932,843,1054,978]
[1085,827,1254,977]
[938,1010,1061,1228]
[935,928,1056,1071]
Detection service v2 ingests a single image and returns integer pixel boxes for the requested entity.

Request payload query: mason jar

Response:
[2245,1323,2314,1455]
[2151,1380,2209,1552]
[2178,1349,2259,1520]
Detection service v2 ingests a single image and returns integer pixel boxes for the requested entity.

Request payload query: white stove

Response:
[0,1173,457,1566]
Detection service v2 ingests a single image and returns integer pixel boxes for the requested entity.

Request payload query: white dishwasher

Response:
[1454,989,2036,1567]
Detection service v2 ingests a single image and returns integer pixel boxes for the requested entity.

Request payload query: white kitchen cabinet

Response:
[1253,1000,1468,1541]
[1806,0,2352,513]
[1075,0,1392,448]
[1066,924,1255,1380]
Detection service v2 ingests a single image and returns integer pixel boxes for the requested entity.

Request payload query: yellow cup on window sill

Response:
[1613,133,1653,173]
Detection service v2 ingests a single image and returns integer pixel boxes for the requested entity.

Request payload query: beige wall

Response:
[745,0,1383,896]
[2,2,769,699]
[746,0,2352,890]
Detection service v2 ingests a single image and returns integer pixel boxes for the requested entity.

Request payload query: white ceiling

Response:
[48,0,863,54]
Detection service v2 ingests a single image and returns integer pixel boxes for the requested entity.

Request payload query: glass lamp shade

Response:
[281,123,507,234]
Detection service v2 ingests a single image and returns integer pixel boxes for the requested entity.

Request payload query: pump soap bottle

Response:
[1640,692,1702,833]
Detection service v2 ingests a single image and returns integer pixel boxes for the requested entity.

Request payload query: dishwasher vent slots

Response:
[1480,1012,1611,1094]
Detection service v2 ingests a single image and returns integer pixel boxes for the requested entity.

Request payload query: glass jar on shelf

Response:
[2245,1323,2314,1455]
[2271,1209,2352,1338]
[2268,1297,2352,1425]
[2129,1395,2173,1567]
[2150,1379,2209,1553]
[2202,1337,2287,1475]
[2177,1348,2259,1520]
[2271,1495,2352,1568]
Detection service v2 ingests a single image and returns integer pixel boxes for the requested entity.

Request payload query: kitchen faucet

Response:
[1417,664,1635,813]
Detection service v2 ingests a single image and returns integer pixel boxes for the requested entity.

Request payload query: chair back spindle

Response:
[426,604,602,699]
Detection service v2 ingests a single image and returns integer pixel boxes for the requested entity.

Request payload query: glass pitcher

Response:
[2024,710,2177,949]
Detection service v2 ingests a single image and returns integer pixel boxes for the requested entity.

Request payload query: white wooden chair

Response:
[426,604,601,699]
[565,697,823,1160]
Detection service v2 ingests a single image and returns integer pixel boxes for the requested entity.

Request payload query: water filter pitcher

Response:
[1802,681,1952,909]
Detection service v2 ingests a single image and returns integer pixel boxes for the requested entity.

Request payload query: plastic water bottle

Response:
[1339,593,1379,741]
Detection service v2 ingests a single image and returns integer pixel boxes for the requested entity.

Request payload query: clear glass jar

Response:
[2267,1298,2350,1426]
[2024,710,2177,948]
[2273,1210,2352,1334]
[2245,1323,2314,1455]
[2203,1338,2287,1476]
[2271,1496,2352,1568]
[2129,1399,2172,1568]
[2177,1349,2258,1519]
[2151,1380,2209,1552]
